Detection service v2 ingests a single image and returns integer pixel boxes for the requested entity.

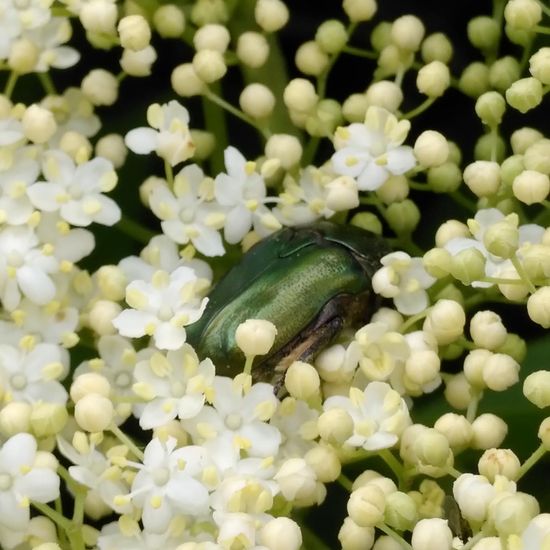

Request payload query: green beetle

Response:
[186,221,390,383]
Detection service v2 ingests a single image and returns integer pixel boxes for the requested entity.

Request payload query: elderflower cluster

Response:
[0,0,549,549]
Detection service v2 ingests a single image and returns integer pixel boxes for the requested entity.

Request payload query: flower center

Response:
[179,208,194,224]
[68,183,83,200]
[157,306,173,322]
[0,473,13,491]
[171,381,185,398]
[225,413,242,430]
[10,373,27,390]
[114,372,131,389]
[152,467,170,487]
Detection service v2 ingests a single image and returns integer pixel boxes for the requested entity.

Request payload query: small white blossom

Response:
[323,381,411,450]
[113,267,208,350]
[125,100,195,166]
[372,251,436,315]
[332,106,416,191]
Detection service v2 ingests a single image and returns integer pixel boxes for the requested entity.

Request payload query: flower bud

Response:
[326,176,360,211]
[118,15,151,51]
[352,472,397,496]
[82,69,118,106]
[478,448,521,481]
[30,403,68,438]
[190,0,227,26]
[524,370,550,408]
[351,212,383,235]
[404,350,440,390]
[8,38,39,74]
[491,492,539,537]
[391,15,425,51]
[338,517,375,550]
[471,414,508,449]
[265,134,302,169]
[295,40,329,76]
[255,0,289,32]
[444,373,473,410]
[423,300,465,346]
[88,299,122,336]
[483,353,520,392]
[463,160,501,197]
[120,46,157,77]
[435,220,469,247]
[58,131,91,163]
[416,61,450,97]
[385,200,420,235]
[153,5,185,38]
[421,32,453,64]
[464,348,491,388]
[0,402,32,436]
[318,408,354,445]
[384,491,417,531]
[470,311,507,350]
[376,175,409,204]
[235,319,277,357]
[459,62,490,97]
[190,130,215,161]
[413,428,452,468]
[316,19,348,54]
[193,24,230,53]
[285,361,321,401]
[513,170,550,204]
[450,247,486,285]
[75,393,114,432]
[511,127,543,154]
[236,32,269,68]
[504,0,542,30]
[275,458,320,504]
[434,413,473,453]
[467,16,501,51]
[171,63,205,97]
[489,56,521,92]
[538,417,550,449]
[506,77,543,113]
[423,248,451,278]
[365,80,404,112]
[259,517,302,550]
[95,133,127,169]
[411,518,453,550]
[192,49,227,83]
[80,0,117,34]
[96,265,126,301]
[500,154,525,188]
[22,104,57,144]
[70,372,111,403]
[414,130,449,167]
[305,445,341,483]
[483,217,519,259]
[240,83,275,119]
[343,0,377,22]
[347,484,386,527]
[284,78,318,113]
[475,91,506,126]
[530,47,550,84]
[342,94,368,122]
[524,139,550,174]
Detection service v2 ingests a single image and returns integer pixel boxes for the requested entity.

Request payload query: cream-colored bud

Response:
[404,350,440,388]
[96,133,127,169]
[411,518,453,550]
[483,353,519,391]
[190,0,228,25]
[171,63,205,97]
[139,175,165,207]
[421,32,453,64]
[365,80,403,112]
[524,139,550,174]
[84,491,111,520]
[375,175,409,204]
[318,408,354,445]
[82,69,119,106]
[283,78,318,113]
[190,129,215,160]
[153,4,185,38]
[513,169,550,204]
[385,199,420,235]
[275,458,320,504]
[351,212,383,235]
[70,372,111,403]
[470,311,507,350]
[423,300,465,346]
[413,428,451,468]
[348,484,386,528]
[0,402,32,436]
[239,83,275,119]
[295,40,329,76]
[96,265,127,301]
[478,448,521,481]
[414,130,449,167]
[391,15,425,51]
[435,220,469,247]
[259,517,302,550]
[475,91,506,126]
[373,536,402,550]
[316,19,348,54]
[338,517,375,550]
[524,370,550,408]
[118,15,151,51]
[416,61,450,97]
[463,160,501,197]
[22,105,56,144]
[483,218,519,259]
[75,394,114,432]
[459,62,490,97]
[530,47,550,84]
[59,131,92,163]
[400,424,429,464]
[80,0,117,34]
[468,16,501,51]
[450,247,486,285]
[423,247,451,278]
[489,56,521,93]
[235,319,277,357]
[255,0,289,32]
[384,491,417,531]
[506,77,543,113]
[285,361,320,401]
[343,0,377,22]
[527,286,550,328]
[8,38,38,73]
[305,445,341,483]
[492,492,539,537]
[236,32,269,68]
[352,472,397,496]
[30,402,68,438]
[511,127,543,155]
[444,373,473,410]
[88,299,122,336]
[193,24,230,53]
[504,0,542,30]
[377,44,410,75]
[471,413,508,449]
[326,176,359,211]
[265,134,303,169]
[192,49,227,83]
[434,413,473,452]
[538,417,550,449]
[120,46,157,77]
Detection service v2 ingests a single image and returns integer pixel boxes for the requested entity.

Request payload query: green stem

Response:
[378,449,405,487]
[110,424,144,461]
[32,501,85,550]
[337,473,354,492]
[302,136,320,166]
[517,443,547,480]
[38,72,57,95]
[164,159,174,188]
[116,214,155,244]
[450,191,477,213]
[243,355,255,376]
[342,44,378,59]
[202,81,227,174]
[3,71,18,98]
[402,97,436,120]
[538,0,550,17]
[489,125,499,163]
[399,310,429,334]
[376,522,413,550]
[511,255,536,293]
[534,24,550,35]
[466,390,482,423]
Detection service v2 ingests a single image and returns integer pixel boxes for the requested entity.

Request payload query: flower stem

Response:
[342,45,378,59]
[466,390,482,423]
[300,523,333,550]
[376,522,413,550]
[517,443,547,480]
[337,473,354,492]
[378,449,405,487]
[110,424,144,461]
[511,255,536,293]
[116,214,155,244]
[38,71,57,95]
[402,97,435,119]
[243,355,255,376]
[4,71,18,98]
[164,159,174,188]
[399,310,428,334]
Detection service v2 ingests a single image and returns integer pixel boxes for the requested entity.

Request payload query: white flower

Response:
[0,226,59,310]
[113,267,208,350]
[0,433,60,531]
[125,100,195,166]
[181,376,281,468]
[519,513,550,550]
[0,116,24,148]
[331,106,416,191]
[372,251,436,315]
[133,345,215,429]
[0,342,68,404]
[149,164,225,256]
[214,146,281,243]
[28,150,120,227]
[323,381,411,451]
[126,437,210,533]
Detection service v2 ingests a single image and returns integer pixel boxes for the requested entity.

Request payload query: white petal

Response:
[16,469,59,502]
[60,201,91,226]
[17,266,56,305]
[139,399,178,429]
[386,146,416,174]
[224,206,252,244]
[224,146,246,179]
[0,433,36,473]
[27,182,64,211]
[112,309,156,338]
[92,195,121,226]
[394,289,429,315]
[191,227,225,257]
[125,128,158,155]
[153,322,186,350]
[357,161,389,191]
